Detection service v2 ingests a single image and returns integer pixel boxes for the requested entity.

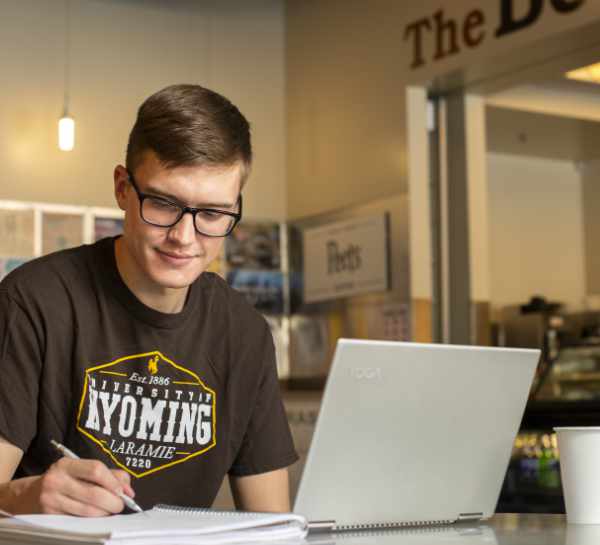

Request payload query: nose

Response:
[167,210,197,245]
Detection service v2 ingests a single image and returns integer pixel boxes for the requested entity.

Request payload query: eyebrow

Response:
[144,185,237,209]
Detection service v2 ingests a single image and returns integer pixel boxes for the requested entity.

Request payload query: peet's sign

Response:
[303,213,389,304]
[404,0,585,69]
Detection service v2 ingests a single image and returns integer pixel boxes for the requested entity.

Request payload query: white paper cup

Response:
[555,427,600,524]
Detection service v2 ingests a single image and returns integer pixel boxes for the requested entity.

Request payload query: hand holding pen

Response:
[41,439,143,516]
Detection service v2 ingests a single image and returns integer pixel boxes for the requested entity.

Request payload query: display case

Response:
[497,328,600,513]
[535,345,600,401]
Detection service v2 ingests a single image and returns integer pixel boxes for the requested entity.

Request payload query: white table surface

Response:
[0,513,586,545]
[306,514,590,545]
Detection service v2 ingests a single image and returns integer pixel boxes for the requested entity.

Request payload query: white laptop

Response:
[293,339,540,531]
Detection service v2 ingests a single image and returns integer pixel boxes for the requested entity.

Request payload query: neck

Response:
[114,238,189,314]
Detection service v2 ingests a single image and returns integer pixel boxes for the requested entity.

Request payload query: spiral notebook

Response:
[0,505,308,544]
[293,340,539,531]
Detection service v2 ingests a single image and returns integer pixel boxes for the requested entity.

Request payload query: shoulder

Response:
[201,272,270,334]
[1,243,92,288]
[199,274,277,388]
[0,243,97,310]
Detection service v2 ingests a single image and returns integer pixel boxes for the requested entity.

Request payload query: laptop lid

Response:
[293,339,539,530]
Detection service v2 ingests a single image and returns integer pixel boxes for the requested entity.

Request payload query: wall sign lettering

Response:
[404,0,584,69]
[303,213,390,304]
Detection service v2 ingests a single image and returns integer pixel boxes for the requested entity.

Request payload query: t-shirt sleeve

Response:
[0,289,43,451]
[229,322,298,477]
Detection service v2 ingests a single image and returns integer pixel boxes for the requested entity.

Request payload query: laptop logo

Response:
[350,367,382,380]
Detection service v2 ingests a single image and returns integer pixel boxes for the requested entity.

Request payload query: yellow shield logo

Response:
[76,351,216,478]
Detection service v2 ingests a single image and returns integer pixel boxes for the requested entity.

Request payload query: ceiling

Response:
[486,76,600,123]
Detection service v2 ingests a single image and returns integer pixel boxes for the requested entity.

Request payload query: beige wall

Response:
[582,159,600,296]
[486,106,600,162]
[486,106,600,311]
[0,0,286,221]
[488,82,600,123]
[487,152,585,311]
[286,0,600,220]
[286,1,411,220]
[286,0,600,322]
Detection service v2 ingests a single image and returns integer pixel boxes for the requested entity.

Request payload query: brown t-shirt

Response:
[0,237,297,508]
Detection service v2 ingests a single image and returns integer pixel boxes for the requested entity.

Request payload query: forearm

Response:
[230,468,291,513]
[0,436,34,514]
[0,458,135,516]
[0,475,40,515]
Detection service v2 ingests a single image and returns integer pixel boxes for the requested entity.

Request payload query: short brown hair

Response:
[126,84,252,183]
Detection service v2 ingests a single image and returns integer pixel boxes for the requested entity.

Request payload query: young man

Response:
[0,84,297,516]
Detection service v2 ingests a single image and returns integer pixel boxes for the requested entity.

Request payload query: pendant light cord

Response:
[63,0,71,116]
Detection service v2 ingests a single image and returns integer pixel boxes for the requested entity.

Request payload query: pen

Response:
[50,439,144,514]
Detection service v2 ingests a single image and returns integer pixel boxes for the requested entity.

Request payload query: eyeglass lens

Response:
[141,197,237,236]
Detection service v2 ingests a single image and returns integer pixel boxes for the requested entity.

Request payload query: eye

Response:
[149,197,178,210]
[198,210,223,221]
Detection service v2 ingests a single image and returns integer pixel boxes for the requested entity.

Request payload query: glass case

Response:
[536,345,600,401]
[496,312,600,513]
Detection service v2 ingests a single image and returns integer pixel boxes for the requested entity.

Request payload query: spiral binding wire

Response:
[333,523,463,538]
[155,505,455,533]
[155,505,257,517]
[154,504,309,535]
[154,504,308,527]
[334,519,455,531]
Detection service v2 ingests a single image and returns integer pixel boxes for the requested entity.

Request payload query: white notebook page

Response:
[7,507,307,539]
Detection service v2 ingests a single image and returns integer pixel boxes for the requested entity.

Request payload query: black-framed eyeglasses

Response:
[127,170,242,238]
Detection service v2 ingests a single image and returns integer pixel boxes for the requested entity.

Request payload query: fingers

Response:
[111,469,135,498]
[41,487,115,517]
[62,473,125,515]
[62,459,123,495]
[38,459,127,516]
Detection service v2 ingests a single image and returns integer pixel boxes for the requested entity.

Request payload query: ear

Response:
[114,165,129,211]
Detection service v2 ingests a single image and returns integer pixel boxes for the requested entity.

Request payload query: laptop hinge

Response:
[457,512,483,522]
[308,520,336,533]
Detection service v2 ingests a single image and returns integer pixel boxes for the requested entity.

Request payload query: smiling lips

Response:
[156,248,197,265]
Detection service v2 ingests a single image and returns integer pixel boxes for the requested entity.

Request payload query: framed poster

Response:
[0,257,29,282]
[94,217,124,241]
[226,269,284,314]
[0,208,35,257]
[225,222,281,270]
[42,212,84,255]
[0,201,124,259]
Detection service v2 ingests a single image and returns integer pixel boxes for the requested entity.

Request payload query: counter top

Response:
[0,513,587,545]
[305,514,587,545]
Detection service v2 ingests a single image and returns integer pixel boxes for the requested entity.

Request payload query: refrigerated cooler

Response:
[497,336,600,513]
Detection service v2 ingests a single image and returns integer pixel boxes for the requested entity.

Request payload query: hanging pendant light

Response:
[58,114,75,151]
[58,0,74,151]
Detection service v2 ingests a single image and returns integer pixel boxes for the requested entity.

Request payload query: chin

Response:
[144,249,207,288]
[150,268,204,289]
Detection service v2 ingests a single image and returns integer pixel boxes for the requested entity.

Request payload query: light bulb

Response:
[58,115,75,151]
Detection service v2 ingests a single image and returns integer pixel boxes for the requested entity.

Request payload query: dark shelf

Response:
[520,399,600,429]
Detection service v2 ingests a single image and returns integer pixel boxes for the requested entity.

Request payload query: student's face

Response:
[114,151,242,290]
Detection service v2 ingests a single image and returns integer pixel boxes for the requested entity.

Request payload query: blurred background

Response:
[3,0,600,514]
